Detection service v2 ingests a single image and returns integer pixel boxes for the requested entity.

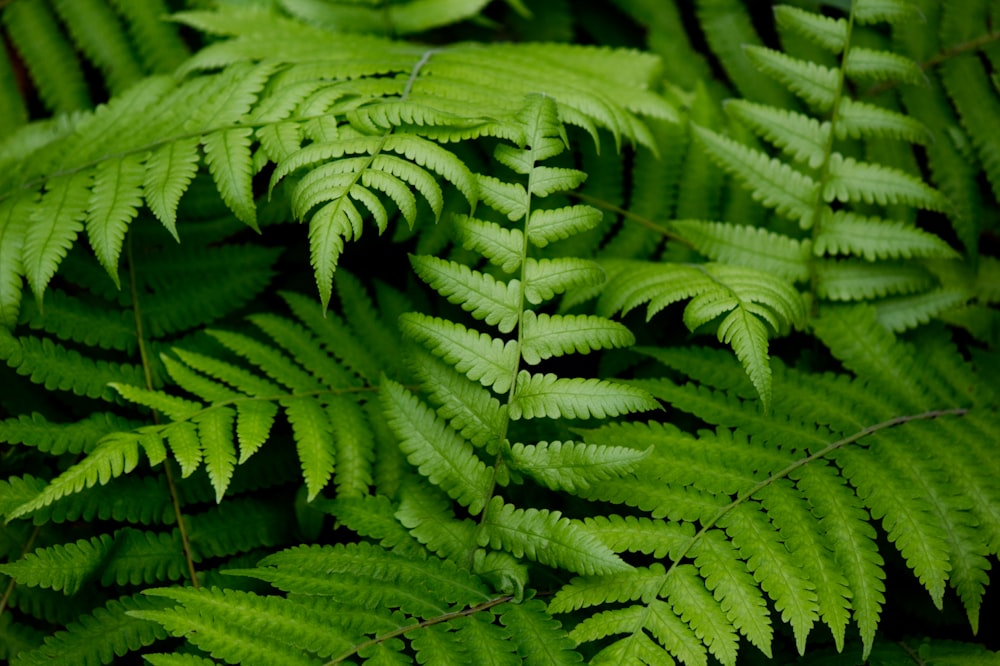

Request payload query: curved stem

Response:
[325,594,513,665]
[664,407,968,579]
[0,525,39,617]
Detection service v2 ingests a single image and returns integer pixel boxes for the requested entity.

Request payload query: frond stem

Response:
[325,594,514,664]
[127,233,199,588]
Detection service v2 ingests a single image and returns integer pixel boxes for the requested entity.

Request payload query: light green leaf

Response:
[481,496,631,576]
[399,313,518,394]
[194,408,237,502]
[203,127,257,230]
[520,312,634,365]
[743,46,839,110]
[86,153,145,287]
[410,255,520,333]
[236,400,278,463]
[282,397,334,501]
[381,379,493,514]
[508,440,650,493]
[523,258,605,304]
[510,372,659,420]
[526,206,603,248]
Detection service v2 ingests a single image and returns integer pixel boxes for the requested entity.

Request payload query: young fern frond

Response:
[380,94,658,579]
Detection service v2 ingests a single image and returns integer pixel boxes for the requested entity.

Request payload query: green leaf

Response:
[23,171,91,303]
[509,372,658,420]
[282,397,334,501]
[773,5,847,53]
[410,255,520,333]
[8,436,143,519]
[381,379,493,515]
[194,408,237,503]
[203,127,258,230]
[693,126,818,228]
[85,153,145,287]
[520,312,634,365]
[480,497,631,576]
[526,206,603,248]
[823,153,949,211]
[399,313,518,394]
[508,440,650,493]
[743,46,839,110]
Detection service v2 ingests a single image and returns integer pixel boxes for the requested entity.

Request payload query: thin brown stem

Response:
[325,594,514,665]
[127,233,199,588]
[568,191,687,244]
[0,525,40,616]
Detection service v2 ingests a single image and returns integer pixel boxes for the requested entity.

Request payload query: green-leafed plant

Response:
[0,0,997,664]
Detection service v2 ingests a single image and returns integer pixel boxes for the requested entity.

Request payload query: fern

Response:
[1,2,998,664]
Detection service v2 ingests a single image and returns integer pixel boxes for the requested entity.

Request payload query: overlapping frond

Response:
[553,315,994,663]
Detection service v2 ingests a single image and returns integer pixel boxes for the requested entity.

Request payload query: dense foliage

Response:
[0,0,998,664]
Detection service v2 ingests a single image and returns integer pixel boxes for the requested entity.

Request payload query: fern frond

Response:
[186,498,291,560]
[520,312,634,365]
[412,349,505,452]
[8,430,146,518]
[773,5,848,53]
[245,541,493,609]
[31,475,173,526]
[724,99,829,168]
[22,172,91,304]
[50,0,143,96]
[815,260,933,301]
[137,587,341,665]
[143,137,200,236]
[835,98,931,143]
[854,0,924,25]
[0,196,30,328]
[599,260,806,409]
[0,410,134,456]
[454,214,525,273]
[743,46,839,110]
[823,153,949,211]
[396,480,478,563]
[3,0,90,114]
[815,209,958,261]
[0,532,114,594]
[526,206,605,248]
